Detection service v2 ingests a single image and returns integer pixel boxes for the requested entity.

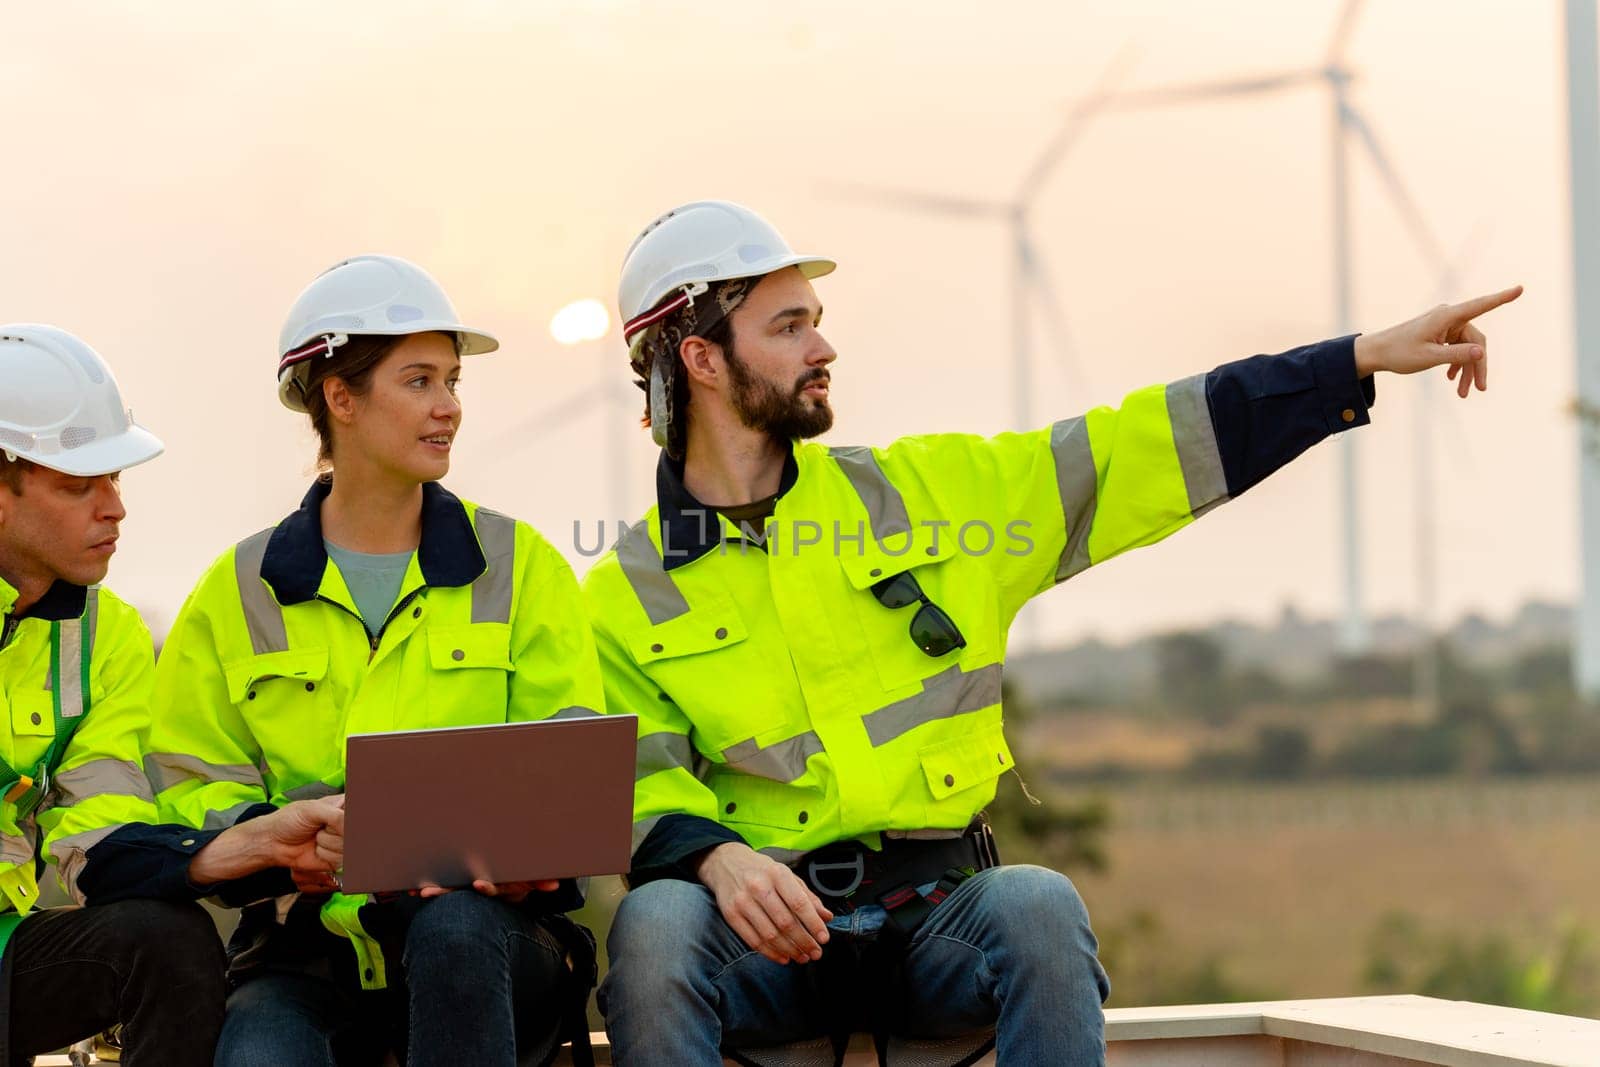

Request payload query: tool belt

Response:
[795,818,999,939]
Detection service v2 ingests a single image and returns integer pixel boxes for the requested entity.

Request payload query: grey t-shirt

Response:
[324,540,412,636]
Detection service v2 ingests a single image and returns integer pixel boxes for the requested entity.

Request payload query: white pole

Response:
[1013,215,1032,433]
[1413,385,1440,717]
[1014,215,1042,650]
[1566,0,1600,700]
[1333,76,1370,653]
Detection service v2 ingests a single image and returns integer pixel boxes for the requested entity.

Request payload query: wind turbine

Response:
[1102,0,1446,655]
[827,49,1137,435]
[1565,0,1600,701]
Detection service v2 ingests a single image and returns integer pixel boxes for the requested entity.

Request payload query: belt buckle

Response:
[805,846,866,900]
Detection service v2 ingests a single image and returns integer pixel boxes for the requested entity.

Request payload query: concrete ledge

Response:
[1104,996,1600,1067]
[34,995,1600,1065]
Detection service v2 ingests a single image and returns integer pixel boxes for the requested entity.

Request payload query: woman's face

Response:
[335,331,462,485]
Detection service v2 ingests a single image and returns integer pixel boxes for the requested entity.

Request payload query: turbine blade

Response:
[1326,0,1367,64]
[1016,43,1140,204]
[819,180,1009,220]
[1343,106,1446,269]
[1106,68,1322,111]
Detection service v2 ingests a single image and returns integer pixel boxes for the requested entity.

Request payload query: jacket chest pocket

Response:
[225,648,331,736]
[424,624,513,726]
[625,598,767,742]
[838,538,996,696]
[9,690,54,740]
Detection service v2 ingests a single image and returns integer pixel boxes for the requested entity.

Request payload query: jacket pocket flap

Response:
[837,531,961,592]
[427,624,513,671]
[224,649,330,704]
[625,601,748,666]
[918,723,1013,801]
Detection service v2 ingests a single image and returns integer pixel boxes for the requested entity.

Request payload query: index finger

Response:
[775,875,832,949]
[1447,285,1523,324]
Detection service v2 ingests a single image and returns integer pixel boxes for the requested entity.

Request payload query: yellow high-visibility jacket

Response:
[0,579,161,919]
[147,481,605,988]
[582,340,1371,877]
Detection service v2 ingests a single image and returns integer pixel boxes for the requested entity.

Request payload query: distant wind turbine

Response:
[1103,0,1449,655]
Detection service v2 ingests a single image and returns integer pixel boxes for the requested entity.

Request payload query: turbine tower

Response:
[1566,0,1600,700]
[1105,0,1445,654]
[828,50,1136,436]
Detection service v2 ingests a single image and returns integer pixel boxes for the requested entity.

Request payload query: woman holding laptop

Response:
[145,255,605,1067]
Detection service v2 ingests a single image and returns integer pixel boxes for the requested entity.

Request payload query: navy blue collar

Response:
[261,480,485,605]
[655,445,799,572]
[18,580,88,622]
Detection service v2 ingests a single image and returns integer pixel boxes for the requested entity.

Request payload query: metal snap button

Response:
[869,567,882,577]
[305,682,315,692]
[29,712,40,726]
[944,773,956,788]
[247,691,256,701]
[725,802,737,814]
[181,838,196,847]
[1341,408,1356,423]
[412,606,422,619]
[451,649,465,661]
[714,627,728,640]
[797,810,809,824]
[650,643,664,653]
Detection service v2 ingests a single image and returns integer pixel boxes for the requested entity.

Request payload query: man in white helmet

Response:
[0,325,348,1065]
[582,200,1522,1064]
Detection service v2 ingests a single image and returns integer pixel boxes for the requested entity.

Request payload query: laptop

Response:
[340,715,637,895]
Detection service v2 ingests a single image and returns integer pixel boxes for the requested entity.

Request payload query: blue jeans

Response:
[215,892,569,1067]
[600,864,1110,1066]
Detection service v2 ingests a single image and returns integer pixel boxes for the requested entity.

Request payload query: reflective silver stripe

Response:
[1166,374,1229,519]
[636,731,694,781]
[862,663,1004,747]
[722,731,823,784]
[85,586,99,657]
[204,799,263,830]
[144,752,265,794]
[757,846,809,865]
[829,446,912,541]
[471,508,517,625]
[51,759,150,804]
[57,605,85,720]
[282,781,339,802]
[234,528,289,655]
[1051,416,1098,583]
[631,815,662,855]
[550,706,602,720]
[616,521,689,625]
[0,824,34,866]
[48,824,120,905]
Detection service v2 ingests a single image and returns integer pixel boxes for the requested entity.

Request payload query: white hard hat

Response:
[277,254,498,413]
[0,325,164,477]
[618,200,835,357]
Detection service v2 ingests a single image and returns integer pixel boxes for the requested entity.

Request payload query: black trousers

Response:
[1,899,225,1067]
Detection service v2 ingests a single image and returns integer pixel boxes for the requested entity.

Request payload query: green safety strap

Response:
[0,912,23,960]
[0,611,92,821]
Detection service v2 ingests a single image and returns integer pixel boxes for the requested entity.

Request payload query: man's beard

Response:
[724,345,833,440]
